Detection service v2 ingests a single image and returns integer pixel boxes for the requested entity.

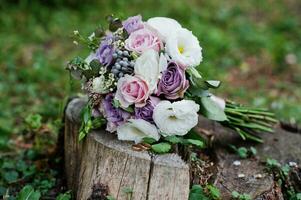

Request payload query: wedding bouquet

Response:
[67,15,277,153]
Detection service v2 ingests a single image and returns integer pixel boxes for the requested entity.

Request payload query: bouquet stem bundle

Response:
[223,101,278,142]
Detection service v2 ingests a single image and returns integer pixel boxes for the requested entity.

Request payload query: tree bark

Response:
[64,98,190,200]
[64,97,301,200]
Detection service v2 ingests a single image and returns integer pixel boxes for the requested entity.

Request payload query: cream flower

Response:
[165,28,202,68]
[91,76,108,94]
[153,100,200,136]
[147,17,182,42]
[117,119,160,143]
[134,49,167,92]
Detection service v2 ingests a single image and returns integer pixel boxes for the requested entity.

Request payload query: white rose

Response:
[153,100,200,136]
[147,17,182,42]
[117,119,160,143]
[134,49,167,92]
[165,28,202,68]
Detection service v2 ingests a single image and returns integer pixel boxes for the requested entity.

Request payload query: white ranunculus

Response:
[117,119,160,144]
[165,28,202,68]
[134,49,167,92]
[153,100,200,136]
[147,17,182,42]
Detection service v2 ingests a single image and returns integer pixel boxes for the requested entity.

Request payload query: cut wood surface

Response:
[64,97,301,200]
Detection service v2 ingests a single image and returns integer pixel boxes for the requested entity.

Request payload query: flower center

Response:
[178,46,184,54]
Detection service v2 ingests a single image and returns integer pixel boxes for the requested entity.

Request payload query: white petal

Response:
[134,49,160,92]
[147,17,182,42]
[117,119,160,143]
[165,28,202,67]
[158,52,168,73]
[153,100,200,136]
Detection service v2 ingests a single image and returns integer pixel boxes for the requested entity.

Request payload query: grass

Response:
[0,0,300,198]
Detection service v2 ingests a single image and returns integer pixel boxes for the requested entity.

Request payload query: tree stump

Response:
[64,98,301,200]
[64,98,190,200]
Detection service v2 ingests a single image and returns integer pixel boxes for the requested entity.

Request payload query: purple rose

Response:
[156,62,189,99]
[122,15,144,34]
[135,96,160,123]
[102,93,131,132]
[96,35,114,67]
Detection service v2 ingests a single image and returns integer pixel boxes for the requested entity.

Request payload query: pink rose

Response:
[115,75,150,108]
[125,27,163,54]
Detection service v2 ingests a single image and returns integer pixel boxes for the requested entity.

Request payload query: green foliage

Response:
[25,114,42,131]
[79,104,106,141]
[189,185,209,200]
[106,196,116,200]
[229,145,257,159]
[231,191,251,200]
[17,185,41,200]
[206,185,220,200]
[199,95,228,122]
[56,191,72,200]
[142,137,157,144]
[189,184,221,200]
[151,143,171,154]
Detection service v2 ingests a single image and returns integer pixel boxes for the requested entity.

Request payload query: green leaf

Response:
[206,184,220,200]
[17,185,41,200]
[112,99,121,108]
[4,170,18,183]
[231,191,240,198]
[56,191,71,200]
[186,139,205,148]
[92,117,106,128]
[281,164,290,176]
[164,136,184,144]
[266,158,281,168]
[82,105,91,124]
[199,96,228,121]
[186,67,209,95]
[89,59,102,75]
[121,106,134,113]
[185,129,206,141]
[151,143,171,154]
[296,193,301,200]
[142,137,157,144]
[205,80,221,88]
[106,196,116,200]
[189,185,209,200]
[25,114,42,130]
[250,146,257,156]
[78,130,86,141]
[237,147,248,159]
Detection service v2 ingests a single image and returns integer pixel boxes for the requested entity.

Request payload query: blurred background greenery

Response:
[0,0,300,198]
